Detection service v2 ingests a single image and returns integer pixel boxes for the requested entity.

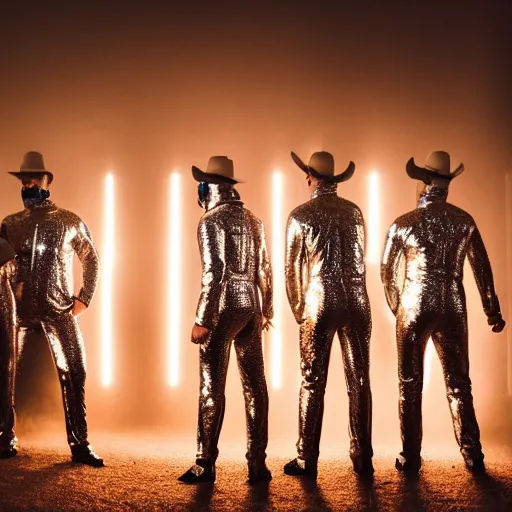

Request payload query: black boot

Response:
[71,444,104,467]
[463,455,485,473]
[395,453,421,473]
[0,437,18,459]
[352,456,374,476]
[248,459,272,484]
[283,458,318,478]
[178,459,216,484]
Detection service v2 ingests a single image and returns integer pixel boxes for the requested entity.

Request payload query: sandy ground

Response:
[1,430,512,511]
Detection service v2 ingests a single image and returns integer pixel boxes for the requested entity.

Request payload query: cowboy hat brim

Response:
[191,166,240,185]
[8,171,54,184]
[406,157,464,184]
[291,151,355,183]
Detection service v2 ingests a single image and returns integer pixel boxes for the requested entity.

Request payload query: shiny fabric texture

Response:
[0,200,100,447]
[1,200,99,317]
[381,184,502,462]
[0,258,17,450]
[285,181,373,462]
[195,184,272,464]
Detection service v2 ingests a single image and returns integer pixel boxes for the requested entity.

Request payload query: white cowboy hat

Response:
[191,156,242,184]
[406,151,464,184]
[291,151,355,183]
[8,151,54,184]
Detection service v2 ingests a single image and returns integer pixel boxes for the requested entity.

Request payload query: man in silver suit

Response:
[0,151,103,466]
[381,151,506,473]
[284,151,374,478]
[179,156,273,484]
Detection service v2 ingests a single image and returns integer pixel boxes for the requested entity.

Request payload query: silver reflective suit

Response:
[381,185,501,462]
[195,185,273,464]
[0,200,100,447]
[0,238,17,451]
[285,181,373,462]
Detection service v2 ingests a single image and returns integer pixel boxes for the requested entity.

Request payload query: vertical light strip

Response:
[367,171,380,264]
[506,174,512,396]
[272,171,284,389]
[423,338,435,389]
[168,172,181,387]
[101,173,115,387]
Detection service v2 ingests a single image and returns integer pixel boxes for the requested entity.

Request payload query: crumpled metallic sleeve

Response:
[195,218,226,329]
[71,220,100,307]
[285,215,306,324]
[256,220,273,320]
[353,206,368,280]
[381,223,405,315]
[466,223,501,317]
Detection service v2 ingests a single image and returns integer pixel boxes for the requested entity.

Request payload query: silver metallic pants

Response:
[0,308,16,449]
[397,311,482,460]
[196,310,269,463]
[16,314,88,447]
[297,310,373,461]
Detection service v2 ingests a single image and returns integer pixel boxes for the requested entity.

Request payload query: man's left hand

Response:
[191,324,211,344]
[488,313,506,333]
[72,299,88,317]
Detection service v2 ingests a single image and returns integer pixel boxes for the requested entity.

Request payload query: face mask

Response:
[21,186,50,208]
[197,182,209,209]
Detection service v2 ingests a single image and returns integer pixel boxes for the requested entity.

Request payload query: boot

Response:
[178,459,216,484]
[352,456,374,476]
[463,454,485,473]
[0,437,18,459]
[395,453,421,473]
[283,457,318,478]
[71,444,104,467]
[248,459,272,484]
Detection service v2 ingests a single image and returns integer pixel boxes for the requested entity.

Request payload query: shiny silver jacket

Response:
[285,182,367,324]
[381,186,501,322]
[1,201,100,320]
[195,185,273,329]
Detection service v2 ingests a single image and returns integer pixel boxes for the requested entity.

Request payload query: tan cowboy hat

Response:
[406,151,464,184]
[291,151,355,183]
[191,156,242,185]
[8,151,54,184]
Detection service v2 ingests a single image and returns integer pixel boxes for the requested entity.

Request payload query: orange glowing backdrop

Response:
[0,2,510,452]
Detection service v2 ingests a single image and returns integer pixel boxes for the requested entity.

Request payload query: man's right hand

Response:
[262,317,273,332]
[191,324,211,344]
[488,313,506,333]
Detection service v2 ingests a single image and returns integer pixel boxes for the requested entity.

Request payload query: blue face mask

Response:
[21,186,50,208]
[197,182,209,209]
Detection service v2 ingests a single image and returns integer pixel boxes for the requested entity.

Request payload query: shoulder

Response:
[197,209,218,232]
[288,200,313,221]
[385,210,417,238]
[56,207,81,221]
[393,209,417,227]
[56,208,94,236]
[1,211,24,226]
[339,198,364,219]
[339,197,360,211]
[44,204,81,223]
[242,207,262,226]
[444,202,474,223]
